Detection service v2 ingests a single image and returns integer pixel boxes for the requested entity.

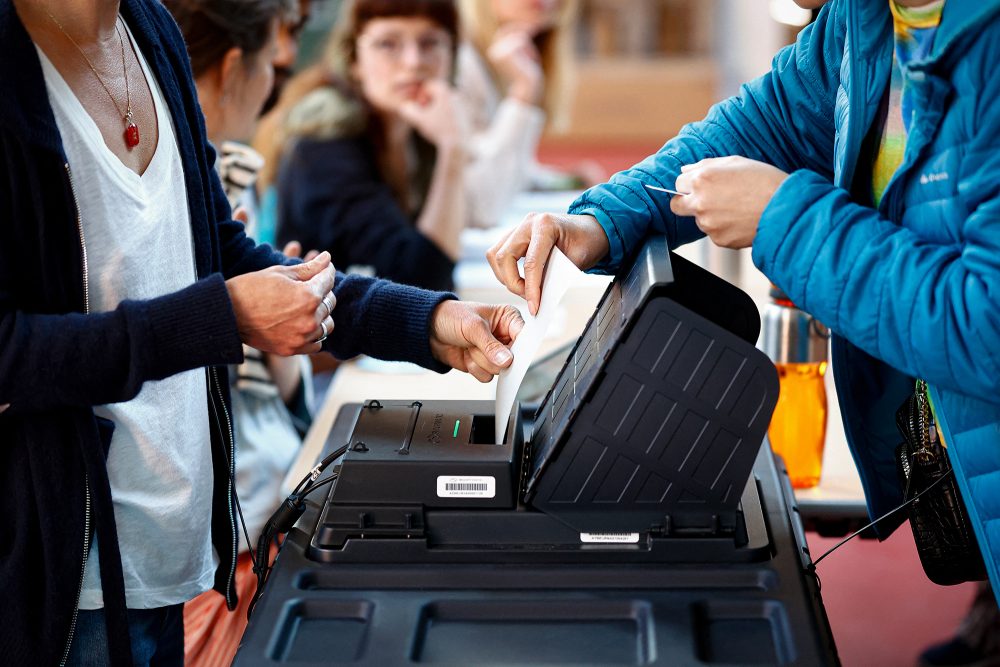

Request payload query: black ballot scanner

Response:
[235,237,839,666]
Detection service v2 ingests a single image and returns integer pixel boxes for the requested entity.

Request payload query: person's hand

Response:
[226,252,337,356]
[398,79,468,148]
[487,212,609,316]
[429,301,524,382]
[671,156,789,249]
[282,239,320,262]
[487,25,544,106]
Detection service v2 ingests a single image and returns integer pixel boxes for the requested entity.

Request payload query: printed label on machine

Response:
[580,532,640,544]
[437,476,496,498]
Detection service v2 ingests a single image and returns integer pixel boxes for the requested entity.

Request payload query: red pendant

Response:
[124,122,140,148]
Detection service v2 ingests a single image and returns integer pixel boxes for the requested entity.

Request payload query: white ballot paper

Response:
[495,247,581,443]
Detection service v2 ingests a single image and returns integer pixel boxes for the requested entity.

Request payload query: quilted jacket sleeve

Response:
[568,1,844,270]
[753,72,1000,399]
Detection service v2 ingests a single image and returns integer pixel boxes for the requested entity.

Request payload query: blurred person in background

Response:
[266,0,467,292]
[486,0,1000,655]
[251,0,313,247]
[457,0,602,228]
[263,0,312,116]
[164,1,318,664]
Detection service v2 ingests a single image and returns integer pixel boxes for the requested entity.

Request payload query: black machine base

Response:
[234,405,838,666]
[234,238,836,665]
[309,395,773,565]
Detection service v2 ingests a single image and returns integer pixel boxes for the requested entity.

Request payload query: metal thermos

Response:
[762,286,829,488]
[761,287,830,364]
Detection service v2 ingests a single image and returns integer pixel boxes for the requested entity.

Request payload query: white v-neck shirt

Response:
[36,20,216,610]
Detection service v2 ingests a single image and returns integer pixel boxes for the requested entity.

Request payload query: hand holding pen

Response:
[645,157,789,249]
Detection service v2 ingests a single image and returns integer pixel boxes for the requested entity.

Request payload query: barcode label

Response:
[447,483,487,491]
[437,476,496,498]
[580,532,640,544]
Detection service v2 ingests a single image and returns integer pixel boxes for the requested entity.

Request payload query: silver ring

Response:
[317,320,329,344]
[321,293,335,319]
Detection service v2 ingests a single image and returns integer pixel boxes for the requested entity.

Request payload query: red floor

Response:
[537,140,663,179]
[807,528,978,666]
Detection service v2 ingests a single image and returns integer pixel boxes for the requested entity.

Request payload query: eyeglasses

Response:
[358,32,452,62]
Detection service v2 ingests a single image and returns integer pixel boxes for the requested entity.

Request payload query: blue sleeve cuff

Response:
[567,202,624,275]
[751,169,827,279]
[568,171,701,273]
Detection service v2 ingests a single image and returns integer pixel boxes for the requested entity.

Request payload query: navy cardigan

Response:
[0,1,452,664]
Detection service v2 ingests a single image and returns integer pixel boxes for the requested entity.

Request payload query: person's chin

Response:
[369,98,404,117]
[527,15,558,33]
[396,83,424,99]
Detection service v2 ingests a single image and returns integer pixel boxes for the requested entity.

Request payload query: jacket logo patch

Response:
[920,171,949,184]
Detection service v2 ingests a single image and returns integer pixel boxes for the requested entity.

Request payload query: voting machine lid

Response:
[524,236,780,534]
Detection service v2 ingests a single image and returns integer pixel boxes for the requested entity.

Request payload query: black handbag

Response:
[895,381,987,586]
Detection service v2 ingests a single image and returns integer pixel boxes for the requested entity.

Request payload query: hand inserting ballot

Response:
[429,300,524,382]
[487,212,609,316]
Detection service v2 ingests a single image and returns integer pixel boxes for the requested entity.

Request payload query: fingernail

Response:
[494,349,512,364]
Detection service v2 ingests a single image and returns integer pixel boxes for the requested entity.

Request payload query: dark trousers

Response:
[65,604,184,667]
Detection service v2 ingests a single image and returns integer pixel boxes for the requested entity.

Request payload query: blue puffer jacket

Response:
[569,0,1000,598]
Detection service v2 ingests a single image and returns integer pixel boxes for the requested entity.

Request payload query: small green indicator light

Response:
[453,420,460,438]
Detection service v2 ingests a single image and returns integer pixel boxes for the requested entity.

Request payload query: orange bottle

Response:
[761,286,829,488]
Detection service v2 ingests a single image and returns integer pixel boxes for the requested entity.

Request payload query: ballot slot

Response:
[468,415,497,445]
